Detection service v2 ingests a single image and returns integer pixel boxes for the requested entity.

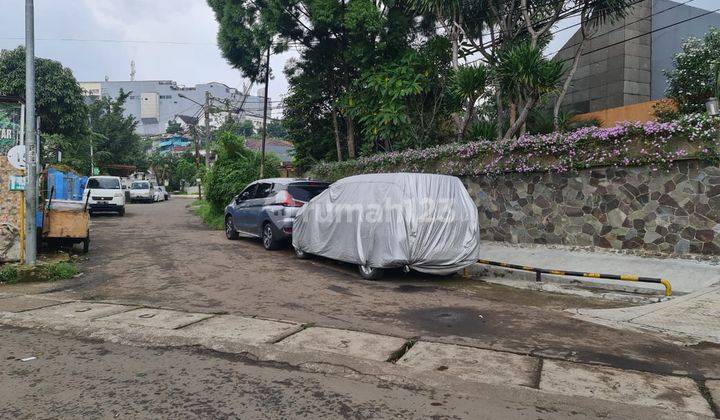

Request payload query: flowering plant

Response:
[309,114,720,181]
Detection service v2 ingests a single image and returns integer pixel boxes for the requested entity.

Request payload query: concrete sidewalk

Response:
[575,284,720,345]
[476,241,720,295]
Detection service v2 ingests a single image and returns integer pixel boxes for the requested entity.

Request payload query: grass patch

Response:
[192,199,225,230]
[0,265,18,283]
[0,261,79,284]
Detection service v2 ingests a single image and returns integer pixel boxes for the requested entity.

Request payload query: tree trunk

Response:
[554,38,587,131]
[460,95,480,139]
[496,91,503,140]
[450,25,463,137]
[505,96,538,139]
[332,109,343,161]
[346,117,356,159]
[509,102,517,128]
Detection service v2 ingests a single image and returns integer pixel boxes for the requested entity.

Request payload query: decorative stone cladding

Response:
[0,157,22,261]
[464,160,720,256]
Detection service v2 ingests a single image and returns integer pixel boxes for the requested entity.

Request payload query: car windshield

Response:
[87,178,120,189]
[288,183,329,202]
[131,182,150,189]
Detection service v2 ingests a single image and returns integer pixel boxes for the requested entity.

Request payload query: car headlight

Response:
[114,192,122,198]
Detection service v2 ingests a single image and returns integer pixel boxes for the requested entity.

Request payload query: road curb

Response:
[0,299,716,417]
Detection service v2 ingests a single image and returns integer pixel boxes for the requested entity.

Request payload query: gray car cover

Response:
[292,173,480,274]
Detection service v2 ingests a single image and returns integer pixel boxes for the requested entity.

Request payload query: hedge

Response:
[308,113,720,182]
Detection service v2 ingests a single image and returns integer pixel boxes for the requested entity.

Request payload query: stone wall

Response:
[0,157,22,262]
[463,160,720,256]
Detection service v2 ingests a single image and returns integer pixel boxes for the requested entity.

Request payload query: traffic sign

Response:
[6,145,26,169]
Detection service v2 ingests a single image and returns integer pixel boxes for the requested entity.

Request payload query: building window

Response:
[159,95,172,99]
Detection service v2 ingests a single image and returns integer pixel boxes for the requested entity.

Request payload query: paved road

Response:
[8,199,720,379]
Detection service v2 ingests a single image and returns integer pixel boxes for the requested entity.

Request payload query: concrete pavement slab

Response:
[96,308,213,330]
[396,341,537,387]
[477,241,720,294]
[577,285,720,344]
[0,296,66,313]
[277,327,406,362]
[24,302,137,321]
[540,360,713,416]
[182,315,301,345]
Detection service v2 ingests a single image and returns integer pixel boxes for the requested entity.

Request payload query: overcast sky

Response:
[0,0,717,109]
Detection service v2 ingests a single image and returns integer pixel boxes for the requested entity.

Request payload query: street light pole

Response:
[24,0,37,265]
[259,45,270,178]
[204,91,211,169]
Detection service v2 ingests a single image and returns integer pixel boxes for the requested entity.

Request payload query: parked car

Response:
[224,178,330,250]
[129,180,155,203]
[156,186,170,201]
[292,173,481,279]
[84,176,126,216]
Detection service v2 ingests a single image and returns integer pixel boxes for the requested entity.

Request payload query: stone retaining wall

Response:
[0,157,22,262]
[463,160,720,256]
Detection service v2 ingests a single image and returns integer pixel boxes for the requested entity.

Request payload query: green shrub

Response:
[192,200,225,230]
[0,265,18,283]
[203,131,280,212]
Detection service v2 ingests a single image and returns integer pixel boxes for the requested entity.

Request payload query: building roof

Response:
[244,138,294,163]
[176,114,198,125]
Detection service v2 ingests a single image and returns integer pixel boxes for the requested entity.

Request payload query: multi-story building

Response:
[556,0,720,114]
[79,80,270,136]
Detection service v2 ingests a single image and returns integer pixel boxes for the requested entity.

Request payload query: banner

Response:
[0,102,22,156]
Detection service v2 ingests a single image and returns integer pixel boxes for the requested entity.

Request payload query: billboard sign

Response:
[0,101,23,156]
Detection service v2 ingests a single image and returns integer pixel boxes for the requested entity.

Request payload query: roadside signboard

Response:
[9,174,25,191]
[0,101,22,156]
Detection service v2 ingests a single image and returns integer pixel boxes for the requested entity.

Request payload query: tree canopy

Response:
[0,46,86,137]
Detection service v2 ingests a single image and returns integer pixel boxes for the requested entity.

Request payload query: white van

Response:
[129,180,155,203]
[85,176,126,216]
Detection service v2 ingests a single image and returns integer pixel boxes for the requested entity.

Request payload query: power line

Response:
[545,0,698,58]
[557,5,720,64]
[0,36,214,46]
[464,0,715,66]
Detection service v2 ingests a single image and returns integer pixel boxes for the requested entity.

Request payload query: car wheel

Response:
[118,207,125,217]
[225,216,239,240]
[294,246,310,259]
[358,265,383,280]
[262,223,282,250]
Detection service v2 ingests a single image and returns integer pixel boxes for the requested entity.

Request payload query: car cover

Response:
[292,173,480,274]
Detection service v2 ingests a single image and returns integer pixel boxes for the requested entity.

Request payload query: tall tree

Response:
[0,46,86,137]
[208,0,418,160]
[87,90,147,170]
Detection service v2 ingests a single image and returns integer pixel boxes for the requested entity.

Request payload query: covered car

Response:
[292,173,480,279]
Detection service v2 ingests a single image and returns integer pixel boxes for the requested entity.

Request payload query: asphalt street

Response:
[1,199,719,418]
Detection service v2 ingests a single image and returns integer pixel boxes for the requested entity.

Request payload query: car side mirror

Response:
[234,195,241,204]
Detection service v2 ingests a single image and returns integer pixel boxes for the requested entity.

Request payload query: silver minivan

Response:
[224,178,330,250]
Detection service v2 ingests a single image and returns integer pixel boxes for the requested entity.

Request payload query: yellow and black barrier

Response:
[476,259,672,297]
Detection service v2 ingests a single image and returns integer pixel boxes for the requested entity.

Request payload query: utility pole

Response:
[204,91,211,169]
[24,0,37,265]
[191,125,202,199]
[259,45,270,178]
[88,115,94,176]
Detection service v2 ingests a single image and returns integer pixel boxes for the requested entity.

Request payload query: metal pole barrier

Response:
[477,259,672,296]
[24,0,37,265]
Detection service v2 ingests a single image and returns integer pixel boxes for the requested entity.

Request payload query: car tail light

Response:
[277,190,303,207]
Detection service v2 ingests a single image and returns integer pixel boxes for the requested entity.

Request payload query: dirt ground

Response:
[7,199,720,379]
